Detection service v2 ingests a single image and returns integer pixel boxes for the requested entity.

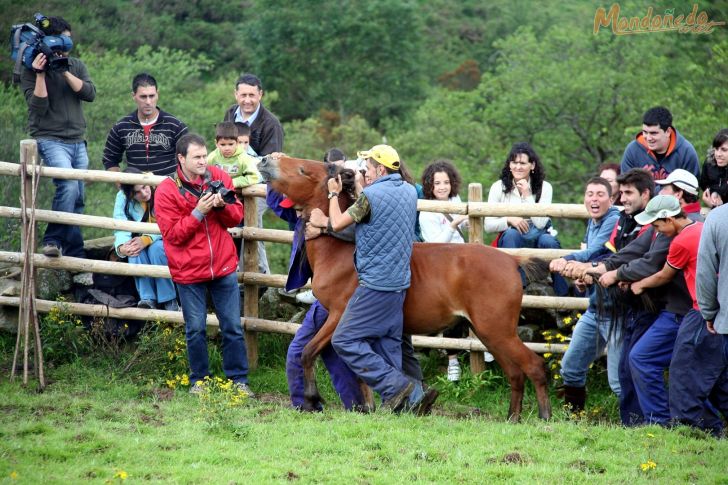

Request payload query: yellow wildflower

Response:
[113,469,128,480]
[563,316,573,325]
[544,353,553,358]
[180,374,190,386]
[10,471,18,480]
[640,460,656,471]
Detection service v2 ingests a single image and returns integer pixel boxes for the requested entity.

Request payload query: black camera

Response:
[10,13,74,82]
[201,180,237,205]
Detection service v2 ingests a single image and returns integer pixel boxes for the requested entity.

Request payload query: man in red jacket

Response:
[155,133,252,396]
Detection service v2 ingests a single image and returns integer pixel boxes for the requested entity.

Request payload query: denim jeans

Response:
[332,286,411,402]
[37,139,89,257]
[129,239,176,304]
[177,272,249,384]
[560,309,622,396]
[498,225,569,296]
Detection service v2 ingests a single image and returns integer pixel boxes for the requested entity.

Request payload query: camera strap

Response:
[173,169,212,199]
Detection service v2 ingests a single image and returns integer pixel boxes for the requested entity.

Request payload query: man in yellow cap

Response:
[327,144,423,412]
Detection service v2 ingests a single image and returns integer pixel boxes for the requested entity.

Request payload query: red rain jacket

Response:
[154,165,243,284]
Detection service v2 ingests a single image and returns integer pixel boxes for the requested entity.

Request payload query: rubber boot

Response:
[563,385,586,414]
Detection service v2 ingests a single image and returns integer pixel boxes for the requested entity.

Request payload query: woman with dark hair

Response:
[484,142,568,296]
[113,167,178,310]
[419,160,494,380]
[699,128,728,208]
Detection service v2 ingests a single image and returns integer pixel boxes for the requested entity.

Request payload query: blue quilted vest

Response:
[354,174,417,291]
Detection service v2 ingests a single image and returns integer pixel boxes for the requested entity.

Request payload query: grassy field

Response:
[1,329,727,484]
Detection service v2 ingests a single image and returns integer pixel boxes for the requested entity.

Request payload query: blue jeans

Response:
[669,309,728,436]
[177,272,249,384]
[332,286,411,402]
[629,310,682,426]
[498,225,569,296]
[560,309,622,396]
[286,300,364,410]
[37,139,88,257]
[129,239,176,304]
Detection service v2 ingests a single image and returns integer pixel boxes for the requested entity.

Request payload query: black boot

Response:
[563,385,586,414]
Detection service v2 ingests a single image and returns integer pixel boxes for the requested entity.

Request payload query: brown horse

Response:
[258,155,552,420]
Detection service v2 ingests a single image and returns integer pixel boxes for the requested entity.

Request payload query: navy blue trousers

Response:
[286,300,364,410]
[629,310,682,425]
[618,310,657,426]
[332,286,412,402]
[669,309,728,436]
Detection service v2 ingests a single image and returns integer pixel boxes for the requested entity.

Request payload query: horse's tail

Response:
[515,256,550,285]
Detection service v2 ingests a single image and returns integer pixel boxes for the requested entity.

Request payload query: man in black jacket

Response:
[103,73,188,176]
[223,73,283,156]
[20,15,95,258]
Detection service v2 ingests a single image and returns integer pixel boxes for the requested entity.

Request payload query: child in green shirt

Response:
[208,122,260,188]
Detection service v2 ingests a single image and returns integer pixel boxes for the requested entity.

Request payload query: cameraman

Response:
[20,16,95,258]
[154,133,253,396]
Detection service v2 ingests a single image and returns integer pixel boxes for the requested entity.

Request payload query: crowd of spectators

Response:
[20,16,728,429]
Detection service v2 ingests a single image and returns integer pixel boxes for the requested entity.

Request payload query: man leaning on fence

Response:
[20,15,95,258]
[154,133,253,397]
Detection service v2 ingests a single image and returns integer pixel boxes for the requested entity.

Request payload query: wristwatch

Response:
[591,261,599,267]
[328,191,339,200]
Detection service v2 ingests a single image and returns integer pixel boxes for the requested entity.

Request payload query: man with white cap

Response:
[327,144,424,413]
[654,168,703,221]
[624,195,699,425]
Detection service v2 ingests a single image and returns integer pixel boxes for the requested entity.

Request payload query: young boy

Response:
[207,122,260,189]
[234,122,259,158]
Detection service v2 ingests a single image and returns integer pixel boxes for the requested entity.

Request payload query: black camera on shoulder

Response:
[10,13,73,83]
[202,180,237,205]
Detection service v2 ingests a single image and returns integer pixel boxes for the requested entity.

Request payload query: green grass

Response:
[1,332,727,484]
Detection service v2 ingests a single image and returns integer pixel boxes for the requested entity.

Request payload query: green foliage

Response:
[245,0,429,125]
[40,299,91,365]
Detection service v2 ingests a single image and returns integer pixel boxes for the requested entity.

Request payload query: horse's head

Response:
[258,155,358,213]
[258,155,329,210]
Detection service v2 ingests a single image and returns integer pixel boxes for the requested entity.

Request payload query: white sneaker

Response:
[295,289,316,305]
[447,361,461,382]
[483,351,495,362]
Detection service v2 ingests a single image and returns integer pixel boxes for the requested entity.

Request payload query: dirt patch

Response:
[501,452,529,465]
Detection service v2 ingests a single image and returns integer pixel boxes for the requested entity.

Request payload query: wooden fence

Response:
[0,140,591,380]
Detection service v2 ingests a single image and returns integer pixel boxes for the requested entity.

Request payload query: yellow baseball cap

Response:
[357,144,400,170]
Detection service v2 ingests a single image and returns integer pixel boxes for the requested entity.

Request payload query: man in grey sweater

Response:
[19,15,95,258]
[676,203,728,434]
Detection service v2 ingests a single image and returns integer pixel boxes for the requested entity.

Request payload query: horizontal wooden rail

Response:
[469,201,589,219]
[0,251,587,310]
[1,161,590,217]
[0,296,568,354]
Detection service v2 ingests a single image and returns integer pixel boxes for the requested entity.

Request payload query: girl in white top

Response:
[419,160,494,379]
[419,160,467,243]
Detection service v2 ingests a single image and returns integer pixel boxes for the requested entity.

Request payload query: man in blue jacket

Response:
[621,106,699,186]
[549,177,620,412]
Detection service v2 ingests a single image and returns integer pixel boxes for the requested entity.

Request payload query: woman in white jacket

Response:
[484,142,568,296]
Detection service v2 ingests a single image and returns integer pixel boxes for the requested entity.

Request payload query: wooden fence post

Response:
[467,183,486,374]
[242,195,259,369]
[13,139,45,388]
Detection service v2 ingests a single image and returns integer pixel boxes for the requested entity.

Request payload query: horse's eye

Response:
[298,167,306,175]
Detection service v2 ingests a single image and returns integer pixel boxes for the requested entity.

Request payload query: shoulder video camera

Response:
[10,13,74,82]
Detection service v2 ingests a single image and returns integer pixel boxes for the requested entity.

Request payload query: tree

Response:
[245,0,428,125]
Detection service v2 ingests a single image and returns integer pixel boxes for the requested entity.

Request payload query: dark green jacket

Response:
[20,57,95,142]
